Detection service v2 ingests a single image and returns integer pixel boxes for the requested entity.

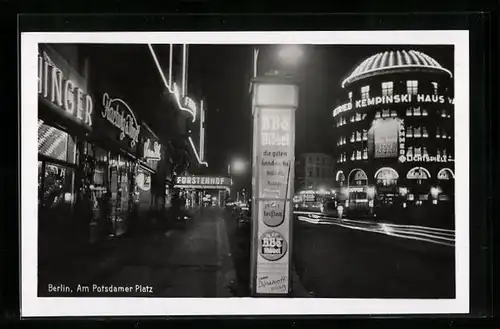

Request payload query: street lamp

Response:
[228,158,247,175]
[253,45,304,78]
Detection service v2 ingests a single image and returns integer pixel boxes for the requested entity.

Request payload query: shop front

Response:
[83,90,142,241]
[37,44,93,254]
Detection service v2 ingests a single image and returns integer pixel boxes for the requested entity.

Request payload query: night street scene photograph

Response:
[34,40,457,301]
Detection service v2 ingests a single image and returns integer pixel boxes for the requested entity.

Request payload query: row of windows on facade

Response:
[336,108,451,127]
[337,126,452,146]
[354,80,440,100]
[336,147,452,163]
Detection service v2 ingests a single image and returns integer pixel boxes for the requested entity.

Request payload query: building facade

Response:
[295,152,335,192]
[332,50,455,221]
[37,43,204,259]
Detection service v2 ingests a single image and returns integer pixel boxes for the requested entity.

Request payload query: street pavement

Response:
[292,213,456,298]
[39,207,238,297]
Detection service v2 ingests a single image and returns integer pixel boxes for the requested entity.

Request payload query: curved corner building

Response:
[332,49,455,219]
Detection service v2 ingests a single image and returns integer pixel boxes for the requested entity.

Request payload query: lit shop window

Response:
[431,82,439,95]
[406,80,418,95]
[382,81,394,96]
[406,125,413,138]
[363,148,368,159]
[363,129,368,141]
[423,127,429,138]
[355,112,362,121]
[361,85,370,100]
[356,131,362,142]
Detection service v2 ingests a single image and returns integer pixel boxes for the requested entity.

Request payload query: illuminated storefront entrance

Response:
[174,176,231,208]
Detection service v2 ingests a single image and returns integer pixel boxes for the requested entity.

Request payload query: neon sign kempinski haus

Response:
[333,94,455,117]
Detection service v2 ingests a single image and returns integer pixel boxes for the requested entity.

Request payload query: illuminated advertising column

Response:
[250,77,299,296]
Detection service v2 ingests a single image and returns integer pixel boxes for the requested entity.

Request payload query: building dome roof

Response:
[341,50,452,88]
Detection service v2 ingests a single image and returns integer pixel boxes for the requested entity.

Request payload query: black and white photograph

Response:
[21,31,470,317]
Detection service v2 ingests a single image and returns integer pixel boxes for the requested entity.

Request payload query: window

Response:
[431,82,438,95]
[442,130,447,139]
[351,152,355,161]
[363,129,368,141]
[308,168,313,176]
[322,158,327,165]
[390,110,397,117]
[350,115,355,122]
[356,131,362,142]
[436,127,441,138]
[356,113,362,121]
[362,113,367,120]
[423,127,428,138]
[361,85,370,99]
[406,107,412,116]
[441,109,447,118]
[315,167,320,177]
[406,147,413,157]
[423,147,429,157]
[363,148,368,160]
[422,108,428,116]
[350,133,355,142]
[406,80,418,95]
[414,147,422,157]
[382,109,390,118]
[414,127,422,138]
[356,150,362,160]
[406,125,413,138]
[348,91,353,99]
[382,81,394,96]
[375,111,382,118]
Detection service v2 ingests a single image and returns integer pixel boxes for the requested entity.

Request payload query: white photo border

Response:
[21,30,470,317]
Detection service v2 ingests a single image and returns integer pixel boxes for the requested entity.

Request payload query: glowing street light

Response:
[228,158,248,175]
[278,45,304,66]
[253,45,305,78]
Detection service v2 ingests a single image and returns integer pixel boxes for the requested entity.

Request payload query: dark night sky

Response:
[186,44,454,184]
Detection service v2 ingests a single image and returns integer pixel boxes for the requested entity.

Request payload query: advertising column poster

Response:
[255,108,294,294]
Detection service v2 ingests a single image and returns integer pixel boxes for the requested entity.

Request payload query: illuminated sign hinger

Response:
[38,51,93,128]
